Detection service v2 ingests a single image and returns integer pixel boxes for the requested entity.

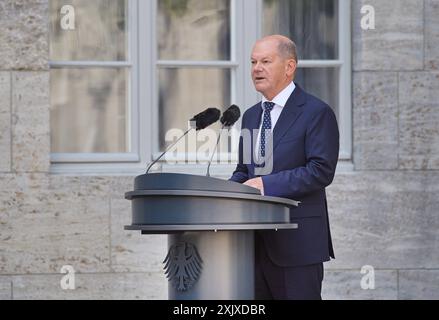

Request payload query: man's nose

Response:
[253,62,263,72]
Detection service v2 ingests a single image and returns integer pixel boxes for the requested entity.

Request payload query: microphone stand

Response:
[206,124,226,177]
[146,128,193,174]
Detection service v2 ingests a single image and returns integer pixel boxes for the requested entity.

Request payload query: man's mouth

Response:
[255,77,265,81]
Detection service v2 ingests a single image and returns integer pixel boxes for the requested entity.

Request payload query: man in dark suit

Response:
[230,35,339,300]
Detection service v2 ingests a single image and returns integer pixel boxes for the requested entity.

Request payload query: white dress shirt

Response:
[255,81,296,160]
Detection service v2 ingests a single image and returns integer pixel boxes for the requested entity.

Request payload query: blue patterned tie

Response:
[259,102,275,159]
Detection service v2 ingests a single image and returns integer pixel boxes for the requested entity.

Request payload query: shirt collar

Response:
[261,81,296,108]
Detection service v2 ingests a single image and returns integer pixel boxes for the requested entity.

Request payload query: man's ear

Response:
[286,59,297,78]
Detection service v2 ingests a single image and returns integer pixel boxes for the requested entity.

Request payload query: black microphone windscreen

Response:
[190,108,221,130]
[220,105,241,127]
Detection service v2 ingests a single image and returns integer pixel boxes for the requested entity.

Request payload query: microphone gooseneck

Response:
[146,108,221,174]
[206,124,225,177]
[146,128,192,174]
[206,105,241,177]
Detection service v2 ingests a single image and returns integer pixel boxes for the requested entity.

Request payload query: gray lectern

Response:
[125,173,299,300]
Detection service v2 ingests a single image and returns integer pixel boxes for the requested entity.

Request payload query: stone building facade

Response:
[0,0,438,299]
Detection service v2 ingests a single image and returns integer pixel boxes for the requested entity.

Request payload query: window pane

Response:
[295,68,339,120]
[50,0,128,61]
[158,0,231,61]
[50,68,129,153]
[263,0,338,60]
[159,68,231,152]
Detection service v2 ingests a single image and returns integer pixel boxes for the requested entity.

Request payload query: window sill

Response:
[49,159,354,176]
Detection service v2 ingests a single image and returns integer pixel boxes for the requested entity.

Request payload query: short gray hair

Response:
[278,39,298,63]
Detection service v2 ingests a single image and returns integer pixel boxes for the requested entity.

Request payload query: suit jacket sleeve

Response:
[262,106,339,198]
[229,113,249,183]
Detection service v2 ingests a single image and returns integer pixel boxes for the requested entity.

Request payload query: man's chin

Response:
[254,84,267,94]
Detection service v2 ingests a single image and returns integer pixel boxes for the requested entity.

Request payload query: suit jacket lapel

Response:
[272,85,306,152]
[247,103,263,166]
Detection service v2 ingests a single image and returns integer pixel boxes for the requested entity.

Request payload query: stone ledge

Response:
[398,269,439,300]
[322,269,397,300]
[0,277,12,300]
[11,272,167,300]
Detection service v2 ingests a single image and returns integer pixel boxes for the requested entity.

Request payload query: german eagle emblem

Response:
[163,242,203,291]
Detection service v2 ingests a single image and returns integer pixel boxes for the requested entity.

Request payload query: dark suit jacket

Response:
[230,84,339,267]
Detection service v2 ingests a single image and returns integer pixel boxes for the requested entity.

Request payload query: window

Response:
[263,0,351,160]
[49,0,351,173]
[155,0,236,163]
[49,0,139,167]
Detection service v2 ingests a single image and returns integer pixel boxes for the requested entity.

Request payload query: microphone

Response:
[146,108,221,173]
[220,104,241,128]
[206,105,241,177]
[190,108,221,131]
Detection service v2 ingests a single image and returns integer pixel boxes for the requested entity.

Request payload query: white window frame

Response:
[50,0,352,174]
[338,0,353,162]
[49,0,144,174]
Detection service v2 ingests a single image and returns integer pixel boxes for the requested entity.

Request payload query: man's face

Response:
[251,39,294,101]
